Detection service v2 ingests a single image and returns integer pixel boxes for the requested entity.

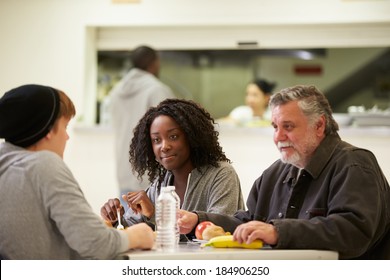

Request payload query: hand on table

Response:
[233,220,278,245]
[126,223,155,250]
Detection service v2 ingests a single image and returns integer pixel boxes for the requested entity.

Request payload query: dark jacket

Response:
[196,134,390,259]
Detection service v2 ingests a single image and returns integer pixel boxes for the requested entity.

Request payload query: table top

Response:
[119,242,339,260]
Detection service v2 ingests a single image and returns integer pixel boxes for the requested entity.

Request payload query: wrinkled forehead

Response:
[271,101,306,122]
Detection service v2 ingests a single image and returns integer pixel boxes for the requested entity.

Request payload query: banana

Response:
[202,235,263,249]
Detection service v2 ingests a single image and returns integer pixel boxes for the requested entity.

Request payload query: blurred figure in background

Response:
[224,78,277,127]
[0,84,154,259]
[109,45,175,208]
[101,99,245,241]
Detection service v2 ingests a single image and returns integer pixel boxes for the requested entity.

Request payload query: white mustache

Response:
[277,142,293,149]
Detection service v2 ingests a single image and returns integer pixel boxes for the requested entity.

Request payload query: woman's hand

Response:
[123,191,155,218]
[100,198,123,225]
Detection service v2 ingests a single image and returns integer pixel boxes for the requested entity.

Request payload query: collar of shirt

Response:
[282,133,341,183]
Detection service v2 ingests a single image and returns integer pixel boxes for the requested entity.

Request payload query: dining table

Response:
[118,242,339,260]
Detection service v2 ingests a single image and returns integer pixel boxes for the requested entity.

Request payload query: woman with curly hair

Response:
[101,99,245,239]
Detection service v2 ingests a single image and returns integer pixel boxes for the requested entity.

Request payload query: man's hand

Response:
[177,209,199,234]
[126,223,155,250]
[233,221,278,245]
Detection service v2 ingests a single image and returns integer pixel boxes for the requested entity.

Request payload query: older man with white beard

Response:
[178,85,390,260]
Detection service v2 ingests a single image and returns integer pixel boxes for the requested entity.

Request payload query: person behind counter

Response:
[226,78,276,126]
[178,85,390,259]
[101,99,245,239]
[0,84,154,260]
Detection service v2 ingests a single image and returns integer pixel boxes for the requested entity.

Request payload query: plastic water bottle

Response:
[155,187,177,252]
[167,186,180,244]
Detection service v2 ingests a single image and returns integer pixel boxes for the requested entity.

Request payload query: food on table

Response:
[201,225,229,241]
[195,221,215,240]
[103,219,113,228]
[202,235,263,249]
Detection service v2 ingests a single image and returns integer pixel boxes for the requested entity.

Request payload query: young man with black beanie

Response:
[0,84,154,259]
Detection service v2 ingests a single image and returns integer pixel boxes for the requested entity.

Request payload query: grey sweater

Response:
[109,68,175,193]
[123,161,245,231]
[0,142,128,259]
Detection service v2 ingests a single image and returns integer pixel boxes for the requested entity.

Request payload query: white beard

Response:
[277,131,318,168]
[280,148,301,166]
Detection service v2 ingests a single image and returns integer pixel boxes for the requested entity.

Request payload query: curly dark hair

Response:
[129,98,231,183]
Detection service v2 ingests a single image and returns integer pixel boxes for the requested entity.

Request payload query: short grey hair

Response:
[269,85,339,135]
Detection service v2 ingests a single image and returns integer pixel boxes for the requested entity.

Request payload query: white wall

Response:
[1,0,390,214]
[219,126,390,204]
[69,125,390,214]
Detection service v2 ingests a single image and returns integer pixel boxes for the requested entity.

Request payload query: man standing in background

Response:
[109,45,175,208]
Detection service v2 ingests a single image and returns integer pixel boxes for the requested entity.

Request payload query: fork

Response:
[117,208,124,230]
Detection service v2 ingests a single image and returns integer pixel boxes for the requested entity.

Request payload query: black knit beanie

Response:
[0,84,60,147]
